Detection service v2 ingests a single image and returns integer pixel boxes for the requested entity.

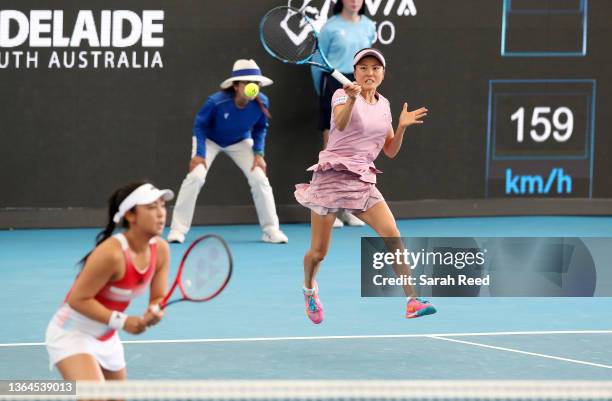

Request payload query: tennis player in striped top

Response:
[45,182,171,380]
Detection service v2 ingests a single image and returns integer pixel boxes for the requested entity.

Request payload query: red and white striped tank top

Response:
[53,233,158,340]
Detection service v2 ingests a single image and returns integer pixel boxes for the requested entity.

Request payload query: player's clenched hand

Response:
[343,82,361,99]
[123,316,148,334]
[143,305,164,327]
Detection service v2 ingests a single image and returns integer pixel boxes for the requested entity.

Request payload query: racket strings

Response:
[181,238,231,301]
[261,7,317,63]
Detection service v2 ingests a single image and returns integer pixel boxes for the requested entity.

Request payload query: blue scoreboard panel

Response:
[502,0,587,56]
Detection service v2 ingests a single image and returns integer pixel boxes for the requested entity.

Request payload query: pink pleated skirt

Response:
[294,169,384,216]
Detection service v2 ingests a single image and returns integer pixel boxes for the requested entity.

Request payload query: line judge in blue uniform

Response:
[167,59,288,244]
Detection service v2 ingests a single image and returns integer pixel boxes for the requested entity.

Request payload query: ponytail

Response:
[78,181,147,267]
[255,95,271,119]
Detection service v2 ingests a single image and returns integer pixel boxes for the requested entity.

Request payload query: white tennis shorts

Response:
[45,320,125,372]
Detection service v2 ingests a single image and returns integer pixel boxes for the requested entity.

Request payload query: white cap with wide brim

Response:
[220,59,273,89]
[113,183,174,223]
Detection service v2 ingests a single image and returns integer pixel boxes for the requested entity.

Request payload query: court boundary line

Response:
[2,329,612,347]
[429,335,612,369]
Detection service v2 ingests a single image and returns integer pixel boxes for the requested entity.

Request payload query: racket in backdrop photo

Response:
[152,234,232,312]
[259,6,352,85]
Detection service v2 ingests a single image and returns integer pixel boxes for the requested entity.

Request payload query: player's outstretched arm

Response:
[383,103,428,158]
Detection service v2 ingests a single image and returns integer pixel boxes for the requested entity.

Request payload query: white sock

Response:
[303,286,315,295]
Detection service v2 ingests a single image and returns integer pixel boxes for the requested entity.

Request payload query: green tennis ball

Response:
[244,82,259,98]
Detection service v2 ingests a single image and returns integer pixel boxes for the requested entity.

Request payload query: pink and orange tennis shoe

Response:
[302,286,435,323]
[406,297,437,319]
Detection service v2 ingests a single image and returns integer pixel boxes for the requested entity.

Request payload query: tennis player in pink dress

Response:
[295,48,436,324]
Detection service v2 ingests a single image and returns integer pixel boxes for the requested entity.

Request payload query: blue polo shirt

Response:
[193,91,269,157]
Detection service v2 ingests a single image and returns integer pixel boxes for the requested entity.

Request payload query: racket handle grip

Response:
[331,70,352,86]
[150,304,162,314]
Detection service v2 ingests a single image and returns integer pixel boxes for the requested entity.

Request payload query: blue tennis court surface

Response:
[1,217,611,379]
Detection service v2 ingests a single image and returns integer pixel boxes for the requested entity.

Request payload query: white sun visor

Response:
[113,183,174,223]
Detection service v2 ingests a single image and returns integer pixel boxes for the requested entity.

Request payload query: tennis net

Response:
[1,380,612,400]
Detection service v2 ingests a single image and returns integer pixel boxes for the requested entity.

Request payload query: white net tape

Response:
[1,380,612,401]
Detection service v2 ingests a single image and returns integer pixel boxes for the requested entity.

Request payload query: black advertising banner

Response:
[1,1,611,212]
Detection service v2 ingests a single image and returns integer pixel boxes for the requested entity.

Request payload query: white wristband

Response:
[108,311,128,330]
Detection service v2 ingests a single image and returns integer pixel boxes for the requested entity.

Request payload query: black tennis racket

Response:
[260,6,352,86]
